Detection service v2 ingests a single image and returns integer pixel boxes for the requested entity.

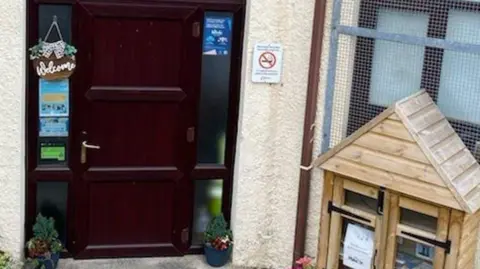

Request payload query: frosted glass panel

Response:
[369,9,429,106]
[437,10,480,124]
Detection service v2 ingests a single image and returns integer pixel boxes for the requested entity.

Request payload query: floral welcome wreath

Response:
[29,16,77,80]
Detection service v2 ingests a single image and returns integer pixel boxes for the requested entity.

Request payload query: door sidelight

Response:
[81,141,100,164]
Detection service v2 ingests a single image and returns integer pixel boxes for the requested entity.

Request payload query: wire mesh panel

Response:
[327,0,480,161]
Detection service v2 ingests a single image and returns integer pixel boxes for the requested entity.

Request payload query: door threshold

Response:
[57,255,245,269]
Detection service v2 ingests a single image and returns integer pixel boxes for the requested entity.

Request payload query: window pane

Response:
[36,182,68,245]
[192,179,223,244]
[400,208,437,234]
[437,10,480,124]
[369,9,429,106]
[39,5,72,42]
[396,237,434,269]
[197,12,233,164]
[344,190,377,215]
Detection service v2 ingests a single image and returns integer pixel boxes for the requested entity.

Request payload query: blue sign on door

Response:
[202,13,233,56]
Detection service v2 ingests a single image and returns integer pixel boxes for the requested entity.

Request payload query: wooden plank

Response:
[399,196,439,218]
[398,109,472,213]
[458,238,477,269]
[321,157,463,210]
[388,113,401,121]
[384,194,400,269]
[371,119,415,142]
[343,178,378,199]
[444,210,464,269]
[397,224,437,247]
[337,144,445,187]
[430,133,466,164]
[440,148,477,180]
[376,190,390,269]
[354,132,430,164]
[417,119,455,148]
[396,91,433,117]
[457,211,480,269]
[340,205,376,227]
[433,207,449,269]
[452,164,480,197]
[313,107,395,167]
[326,176,345,269]
[407,103,445,133]
[465,187,480,214]
[316,171,334,269]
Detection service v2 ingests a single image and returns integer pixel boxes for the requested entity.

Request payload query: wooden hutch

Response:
[314,91,480,269]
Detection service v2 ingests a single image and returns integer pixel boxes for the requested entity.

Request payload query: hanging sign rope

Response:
[29,16,77,80]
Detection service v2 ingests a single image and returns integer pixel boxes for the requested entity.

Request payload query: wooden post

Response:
[433,207,450,269]
[326,176,344,269]
[316,171,334,269]
[384,193,400,269]
[444,209,463,269]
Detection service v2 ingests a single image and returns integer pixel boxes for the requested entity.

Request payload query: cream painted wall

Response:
[0,0,26,261]
[230,0,316,267]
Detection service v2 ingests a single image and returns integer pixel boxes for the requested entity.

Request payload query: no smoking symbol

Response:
[259,52,276,69]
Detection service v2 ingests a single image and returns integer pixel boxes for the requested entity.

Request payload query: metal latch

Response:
[377,187,385,216]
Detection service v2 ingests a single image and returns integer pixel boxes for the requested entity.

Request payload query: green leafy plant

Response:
[28,39,77,60]
[0,250,14,269]
[204,214,233,250]
[28,39,45,60]
[25,214,63,269]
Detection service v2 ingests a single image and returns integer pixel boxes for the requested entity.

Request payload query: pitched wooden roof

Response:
[315,90,480,213]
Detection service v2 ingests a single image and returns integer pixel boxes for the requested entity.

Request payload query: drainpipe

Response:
[292,0,328,265]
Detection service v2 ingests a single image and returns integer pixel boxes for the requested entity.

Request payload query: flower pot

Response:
[204,244,231,267]
[37,252,60,269]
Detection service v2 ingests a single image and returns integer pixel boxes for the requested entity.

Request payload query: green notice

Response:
[40,146,65,161]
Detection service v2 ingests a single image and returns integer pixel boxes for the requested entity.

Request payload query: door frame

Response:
[25,0,246,257]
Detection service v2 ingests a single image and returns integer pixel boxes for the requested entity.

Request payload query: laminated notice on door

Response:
[343,223,375,269]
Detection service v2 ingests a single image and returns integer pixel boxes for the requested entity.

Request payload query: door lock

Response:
[81,141,100,164]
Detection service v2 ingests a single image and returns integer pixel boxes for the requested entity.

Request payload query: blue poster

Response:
[39,117,69,137]
[39,79,69,117]
[202,13,233,56]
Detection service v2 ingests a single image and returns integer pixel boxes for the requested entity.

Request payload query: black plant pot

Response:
[204,244,231,267]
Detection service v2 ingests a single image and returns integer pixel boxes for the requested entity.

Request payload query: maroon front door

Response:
[70,1,202,258]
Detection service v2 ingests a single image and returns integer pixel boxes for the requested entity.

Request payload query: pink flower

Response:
[295,256,312,266]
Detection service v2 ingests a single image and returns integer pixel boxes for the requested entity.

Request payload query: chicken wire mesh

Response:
[327,0,480,161]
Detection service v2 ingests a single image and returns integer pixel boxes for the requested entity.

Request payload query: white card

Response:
[343,223,375,269]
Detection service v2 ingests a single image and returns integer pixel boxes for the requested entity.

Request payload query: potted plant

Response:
[203,214,233,267]
[0,250,15,269]
[25,214,63,269]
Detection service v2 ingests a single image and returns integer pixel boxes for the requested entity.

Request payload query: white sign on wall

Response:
[251,43,283,83]
[343,223,375,269]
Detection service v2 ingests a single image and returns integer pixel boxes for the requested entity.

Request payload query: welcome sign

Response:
[33,55,76,80]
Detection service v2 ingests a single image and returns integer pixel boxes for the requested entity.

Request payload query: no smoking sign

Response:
[252,43,283,83]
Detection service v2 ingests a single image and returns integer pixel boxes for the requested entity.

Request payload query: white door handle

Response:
[82,141,100,149]
[81,141,100,164]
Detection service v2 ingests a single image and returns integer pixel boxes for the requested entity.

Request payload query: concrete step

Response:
[57,255,249,269]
